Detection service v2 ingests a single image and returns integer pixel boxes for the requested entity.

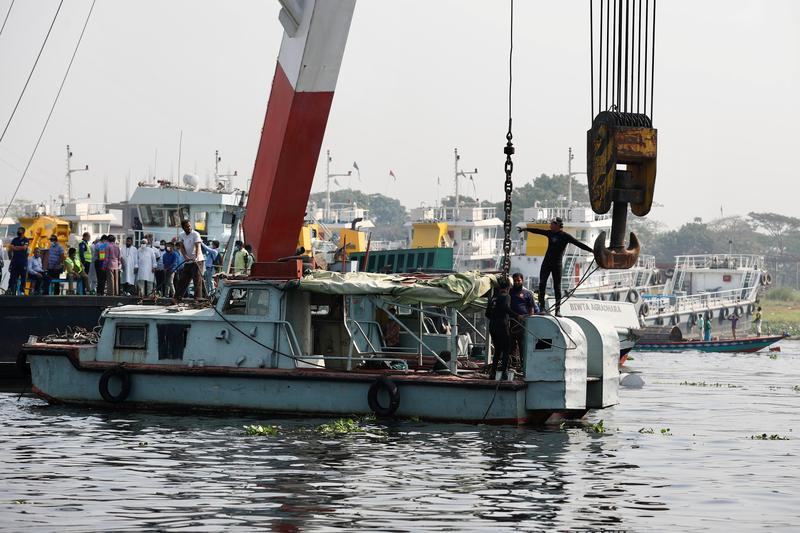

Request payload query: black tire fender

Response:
[670,314,680,326]
[626,289,640,304]
[99,367,132,403]
[664,268,675,279]
[639,302,649,317]
[367,376,400,417]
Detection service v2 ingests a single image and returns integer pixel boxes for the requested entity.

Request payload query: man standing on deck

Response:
[7,227,29,295]
[174,219,205,301]
[727,311,740,339]
[78,232,93,293]
[518,217,594,316]
[509,272,538,367]
[94,235,108,296]
[485,276,523,380]
[44,235,65,295]
[753,306,763,336]
[201,240,219,296]
[120,236,138,295]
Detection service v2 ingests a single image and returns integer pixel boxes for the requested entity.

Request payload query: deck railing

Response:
[673,254,765,270]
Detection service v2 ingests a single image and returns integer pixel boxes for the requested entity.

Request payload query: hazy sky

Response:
[0,0,798,228]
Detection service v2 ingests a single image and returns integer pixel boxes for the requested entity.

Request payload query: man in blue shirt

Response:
[27,248,45,295]
[509,272,538,368]
[160,241,180,298]
[44,235,65,295]
[201,240,219,296]
[7,227,29,295]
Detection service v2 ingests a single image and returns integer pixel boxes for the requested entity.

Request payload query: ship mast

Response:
[324,149,351,222]
[214,149,238,191]
[65,144,89,202]
[453,148,477,220]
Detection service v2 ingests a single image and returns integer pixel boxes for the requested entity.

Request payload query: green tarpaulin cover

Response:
[297,270,497,310]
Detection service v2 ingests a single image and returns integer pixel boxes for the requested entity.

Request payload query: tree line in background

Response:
[316,174,800,288]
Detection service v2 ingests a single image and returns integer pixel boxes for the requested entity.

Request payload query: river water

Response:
[1,341,799,532]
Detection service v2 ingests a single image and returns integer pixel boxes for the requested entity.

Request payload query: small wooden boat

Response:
[633,334,789,353]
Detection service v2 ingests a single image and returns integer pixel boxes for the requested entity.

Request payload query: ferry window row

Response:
[138,206,209,232]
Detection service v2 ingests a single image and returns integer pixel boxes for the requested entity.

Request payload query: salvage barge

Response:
[23,271,620,424]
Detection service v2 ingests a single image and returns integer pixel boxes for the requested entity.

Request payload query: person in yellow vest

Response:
[65,247,90,295]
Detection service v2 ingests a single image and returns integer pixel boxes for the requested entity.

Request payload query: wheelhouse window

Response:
[115,325,147,349]
[223,288,270,316]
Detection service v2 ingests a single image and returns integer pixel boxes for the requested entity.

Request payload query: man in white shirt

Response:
[175,219,205,301]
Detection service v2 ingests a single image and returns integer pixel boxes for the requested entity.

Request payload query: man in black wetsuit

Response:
[485,276,522,380]
[518,217,594,316]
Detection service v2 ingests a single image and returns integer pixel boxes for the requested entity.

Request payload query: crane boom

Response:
[243,0,356,266]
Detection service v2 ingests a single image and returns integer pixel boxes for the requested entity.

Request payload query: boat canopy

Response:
[297,270,496,310]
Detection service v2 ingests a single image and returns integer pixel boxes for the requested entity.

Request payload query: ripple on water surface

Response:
[1,341,800,531]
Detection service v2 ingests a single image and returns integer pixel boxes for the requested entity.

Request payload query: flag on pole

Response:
[389,169,397,181]
[334,178,340,186]
[437,176,440,186]
[353,161,361,181]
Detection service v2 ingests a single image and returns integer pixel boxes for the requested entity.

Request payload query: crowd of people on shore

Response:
[4,221,256,299]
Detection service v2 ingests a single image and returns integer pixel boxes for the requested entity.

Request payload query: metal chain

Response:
[501,0,514,276]
[501,124,514,275]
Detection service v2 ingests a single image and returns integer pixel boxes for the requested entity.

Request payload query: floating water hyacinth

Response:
[243,424,279,436]
[750,433,789,440]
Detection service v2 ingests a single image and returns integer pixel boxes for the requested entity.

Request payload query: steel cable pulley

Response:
[500,0,515,276]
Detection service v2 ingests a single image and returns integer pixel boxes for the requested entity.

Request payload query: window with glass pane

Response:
[115,325,147,349]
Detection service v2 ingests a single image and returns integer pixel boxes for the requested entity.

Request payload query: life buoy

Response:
[626,289,640,304]
[760,273,768,286]
[721,307,730,318]
[736,305,744,317]
[367,376,400,417]
[639,302,650,316]
[664,268,675,279]
[99,367,132,403]
[765,273,773,286]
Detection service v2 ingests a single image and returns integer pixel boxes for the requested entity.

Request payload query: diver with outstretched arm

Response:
[517,217,594,316]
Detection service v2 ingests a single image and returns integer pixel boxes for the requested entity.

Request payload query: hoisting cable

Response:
[500,0,515,276]
[0,0,95,225]
[0,0,14,39]
[0,0,64,146]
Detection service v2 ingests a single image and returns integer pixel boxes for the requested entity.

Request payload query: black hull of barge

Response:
[0,295,137,379]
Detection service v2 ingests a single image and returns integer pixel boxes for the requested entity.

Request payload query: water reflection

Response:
[1,341,799,531]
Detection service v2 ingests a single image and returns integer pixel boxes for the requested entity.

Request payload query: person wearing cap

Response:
[518,217,593,316]
[44,235,65,295]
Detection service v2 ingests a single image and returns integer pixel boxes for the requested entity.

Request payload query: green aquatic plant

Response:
[660,428,672,436]
[317,417,363,435]
[768,353,779,360]
[638,427,655,434]
[750,433,789,440]
[588,420,606,434]
[243,424,279,437]
[793,385,800,392]
[137,441,148,447]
